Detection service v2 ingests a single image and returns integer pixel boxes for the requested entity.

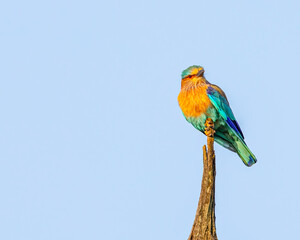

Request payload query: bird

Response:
[178,65,257,167]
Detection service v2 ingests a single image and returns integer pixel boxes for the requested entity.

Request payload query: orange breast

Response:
[178,85,212,118]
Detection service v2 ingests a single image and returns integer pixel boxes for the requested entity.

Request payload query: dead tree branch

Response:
[188,118,218,240]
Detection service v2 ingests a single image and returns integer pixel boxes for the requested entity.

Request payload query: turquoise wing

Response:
[206,86,257,166]
[206,86,244,139]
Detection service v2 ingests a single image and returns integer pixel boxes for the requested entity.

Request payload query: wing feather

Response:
[207,86,244,139]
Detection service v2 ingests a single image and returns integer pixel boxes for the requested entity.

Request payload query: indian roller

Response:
[178,65,257,167]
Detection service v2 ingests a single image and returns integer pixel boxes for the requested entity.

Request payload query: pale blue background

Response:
[0,0,299,239]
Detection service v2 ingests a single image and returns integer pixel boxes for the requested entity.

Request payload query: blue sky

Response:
[0,0,299,239]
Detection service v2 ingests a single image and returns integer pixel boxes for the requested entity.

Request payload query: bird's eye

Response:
[184,75,193,79]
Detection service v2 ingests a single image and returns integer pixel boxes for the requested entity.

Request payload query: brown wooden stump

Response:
[188,118,218,240]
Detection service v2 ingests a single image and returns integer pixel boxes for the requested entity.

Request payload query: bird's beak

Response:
[196,69,204,77]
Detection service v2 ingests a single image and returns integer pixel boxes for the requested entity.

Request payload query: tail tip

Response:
[246,155,257,167]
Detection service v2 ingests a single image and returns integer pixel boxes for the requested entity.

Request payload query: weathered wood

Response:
[188,118,218,240]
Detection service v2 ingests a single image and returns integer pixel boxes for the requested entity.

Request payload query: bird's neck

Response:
[181,76,208,90]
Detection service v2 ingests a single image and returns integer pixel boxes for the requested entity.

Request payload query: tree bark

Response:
[188,118,218,240]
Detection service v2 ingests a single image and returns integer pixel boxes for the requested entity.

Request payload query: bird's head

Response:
[181,65,205,79]
[181,65,206,88]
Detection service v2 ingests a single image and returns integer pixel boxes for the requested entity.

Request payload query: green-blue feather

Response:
[206,86,257,167]
[181,65,203,78]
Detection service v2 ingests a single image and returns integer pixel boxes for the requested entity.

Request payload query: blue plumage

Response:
[206,86,257,166]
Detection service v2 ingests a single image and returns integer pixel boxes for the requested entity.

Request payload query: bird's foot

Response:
[205,118,215,137]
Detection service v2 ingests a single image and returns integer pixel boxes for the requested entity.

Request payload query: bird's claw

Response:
[205,118,215,137]
[205,128,215,137]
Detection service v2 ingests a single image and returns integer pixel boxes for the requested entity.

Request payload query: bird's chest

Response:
[178,87,212,118]
[178,87,223,131]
